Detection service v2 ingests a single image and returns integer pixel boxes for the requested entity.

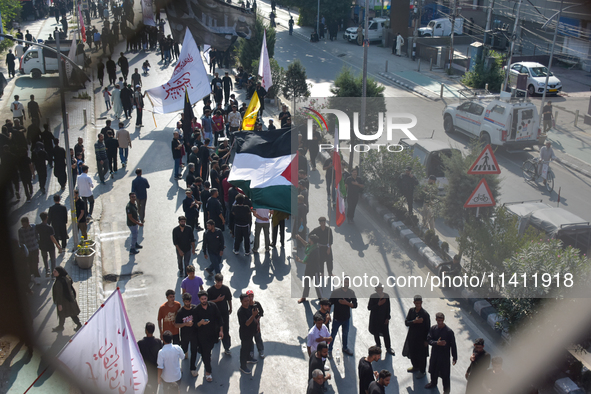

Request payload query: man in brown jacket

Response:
[115,121,132,167]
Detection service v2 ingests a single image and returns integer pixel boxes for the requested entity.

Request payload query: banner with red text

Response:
[56,288,147,393]
[146,28,210,114]
[141,0,156,26]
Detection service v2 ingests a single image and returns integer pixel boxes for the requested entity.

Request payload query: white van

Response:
[19,41,72,78]
[443,93,541,149]
[344,17,388,43]
[419,17,464,37]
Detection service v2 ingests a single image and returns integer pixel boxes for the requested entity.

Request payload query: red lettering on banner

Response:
[172,53,194,76]
[162,72,193,100]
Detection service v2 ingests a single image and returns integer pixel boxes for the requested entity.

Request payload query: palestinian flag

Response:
[228,130,297,214]
[334,127,346,226]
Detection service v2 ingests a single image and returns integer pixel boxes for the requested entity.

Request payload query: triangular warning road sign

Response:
[468,145,501,175]
[464,178,496,208]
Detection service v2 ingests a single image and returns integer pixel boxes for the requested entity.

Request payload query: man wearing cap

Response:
[368,284,395,355]
[247,290,265,359]
[425,312,457,393]
[309,216,334,277]
[403,295,431,379]
[465,338,491,393]
[193,290,224,382]
[399,166,419,215]
[307,314,332,357]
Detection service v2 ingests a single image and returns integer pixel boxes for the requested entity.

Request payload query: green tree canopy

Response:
[236,15,276,74]
[461,50,505,92]
[282,59,311,99]
[0,0,23,53]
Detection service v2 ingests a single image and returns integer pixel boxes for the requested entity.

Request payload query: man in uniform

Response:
[403,295,431,379]
[424,312,457,393]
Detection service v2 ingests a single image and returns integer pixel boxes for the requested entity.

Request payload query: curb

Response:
[557,157,591,179]
[316,149,509,342]
[378,72,439,100]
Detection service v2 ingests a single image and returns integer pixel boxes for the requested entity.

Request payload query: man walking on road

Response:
[131,168,150,223]
[403,295,431,379]
[345,168,365,223]
[134,86,145,127]
[207,189,225,231]
[253,208,270,253]
[542,101,553,133]
[137,322,163,394]
[52,138,68,190]
[157,331,184,390]
[174,293,199,377]
[77,165,94,218]
[247,290,265,359]
[238,293,258,374]
[396,33,404,57]
[11,95,26,125]
[328,277,357,357]
[28,95,42,127]
[231,194,252,255]
[309,217,334,276]
[36,212,62,277]
[203,219,224,277]
[106,56,117,85]
[48,194,68,249]
[158,290,181,344]
[115,122,131,167]
[172,216,195,277]
[424,312,457,393]
[131,68,142,87]
[172,131,182,179]
[207,273,233,355]
[105,131,119,174]
[117,52,129,81]
[18,216,40,284]
[194,291,224,382]
[465,338,491,394]
[126,192,143,255]
[358,346,381,394]
[369,370,392,394]
[95,133,109,184]
[222,71,233,106]
[6,50,16,78]
[368,284,394,355]
[74,190,88,239]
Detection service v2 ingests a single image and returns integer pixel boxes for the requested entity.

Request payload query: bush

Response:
[236,15,276,74]
[461,50,505,92]
[282,60,311,99]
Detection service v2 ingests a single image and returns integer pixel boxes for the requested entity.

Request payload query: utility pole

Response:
[482,0,496,62]
[352,0,370,173]
[413,0,420,37]
[502,0,523,92]
[539,0,564,122]
[56,34,80,247]
[317,0,320,37]
[448,0,457,72]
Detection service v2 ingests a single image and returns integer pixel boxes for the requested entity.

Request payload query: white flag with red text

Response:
[56,288,147,394]
[258,29,272,90]
[146,28,210,114]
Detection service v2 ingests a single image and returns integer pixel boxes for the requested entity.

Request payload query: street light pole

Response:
[539,0,564,121]
[449,0,456,72]
[502,0,523,92]
[353,0,370,174]
[317,0,320,37]
[56,34,79,247]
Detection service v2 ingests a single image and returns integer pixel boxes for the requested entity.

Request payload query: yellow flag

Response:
[241,91,260,130]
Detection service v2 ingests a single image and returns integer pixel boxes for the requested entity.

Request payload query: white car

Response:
[343,17,388,43]
[506,62,562,96]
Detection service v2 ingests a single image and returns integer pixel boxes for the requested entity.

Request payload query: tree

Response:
[461,50,505,92]
[250,58,285,99]
[330,67,386,98]
[440,141,501,232]
[282,59,311,99]
[236,15,276,74]
[0,0,23,53]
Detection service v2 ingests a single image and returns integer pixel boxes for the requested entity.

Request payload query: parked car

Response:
[343,17,388,43]
[443,91,541,149]
[506,62,562,96]
[399,138,460,195]
[418,17,464,37]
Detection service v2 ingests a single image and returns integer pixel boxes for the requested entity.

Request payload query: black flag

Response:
[183,87,194,136]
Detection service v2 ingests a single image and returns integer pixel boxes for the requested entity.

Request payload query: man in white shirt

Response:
[253,208,270,252]
[77,165,95,218]
[307,314,332,356]
[11,95,26,124]
[539,141,557,184]
[115,122,132,167]
[157,331,184,390]
[227,105,242,132]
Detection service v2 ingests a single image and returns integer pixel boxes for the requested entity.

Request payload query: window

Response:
[521,109,534,120]
[458,102,471,111]
[436,24,442,29]
[369,22,377,30]
[491,105,505,115]
[470,103,484,116]
[24,51,38,62]
[511,64,522,72]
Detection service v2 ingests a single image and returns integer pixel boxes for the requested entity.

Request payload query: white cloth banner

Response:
[56,289,148,394]
[146,28,210,114]
[141,0,156,27]
[65,39,77,79]
[258,30,272,90]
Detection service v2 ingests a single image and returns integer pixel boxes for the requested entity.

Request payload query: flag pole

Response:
[23,367,49,394]
[144,92,157,128]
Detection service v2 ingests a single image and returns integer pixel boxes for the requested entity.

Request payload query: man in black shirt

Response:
[52,138,68,190]
[307,370,327,394]
[309,342,331,388]
[182,188,201,232]
[403,295,431,378]
[368,284,394,355]
[358,346,381,394]
[231,194,252,255]
[329,277,357,357]
[309,217,334,276]
[36,212,62,276]
[127,193,143,255]
[368,370,391,394]
[255,82,267,114]
[137,322,163,394]
[48,194,68,248]
[345,168,365,223]
[207,189,225,231]
[172,131,182,179]
[74,190,88,239]
[314,298,332,331]
[174,293,199,376]
[465,338,491,394]
[105,131,119,174]
[203,219,224,277]
[199,138,211,181]
[237,293,258,374]
[172,216,195,277]
[222,72,233,105]
[323,155,336,202]
[200,182,212,228]
[207,273,233,355]
[28,95,42,127]
[117,52,129,81]
[100,119,114,137]
[424,312,457,393]
[194,291,223,382]
[210,161,221,191]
